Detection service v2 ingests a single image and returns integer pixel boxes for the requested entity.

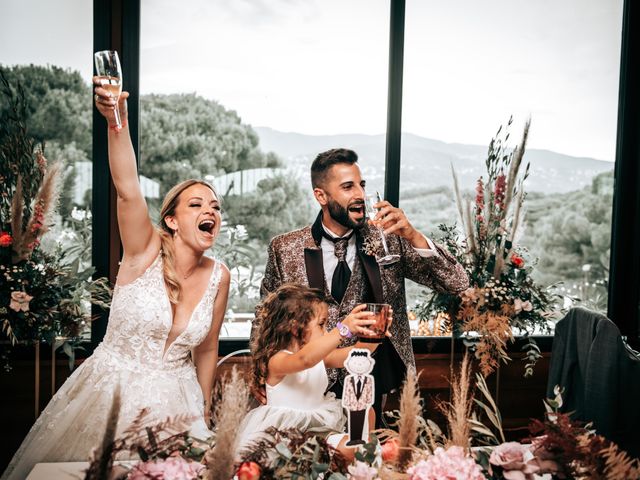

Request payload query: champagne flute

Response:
[94,50,123,128]
[365,192,400,266]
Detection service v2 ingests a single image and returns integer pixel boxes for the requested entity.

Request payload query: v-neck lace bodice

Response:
[102,254,222,372]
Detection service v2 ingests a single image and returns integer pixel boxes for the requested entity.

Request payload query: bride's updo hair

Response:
[158,179,220,304]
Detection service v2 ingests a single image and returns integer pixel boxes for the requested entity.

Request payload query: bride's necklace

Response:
[179,259,202,280]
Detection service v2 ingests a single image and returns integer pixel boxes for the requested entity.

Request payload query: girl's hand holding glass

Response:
[340,304,377,337]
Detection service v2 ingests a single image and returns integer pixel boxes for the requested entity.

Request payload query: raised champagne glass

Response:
[94,50,123,128]
[365,192,400,266]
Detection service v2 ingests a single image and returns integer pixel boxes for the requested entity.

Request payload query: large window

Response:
[140,0,389,338]
[0,0,95,337]
[401,0,623,334]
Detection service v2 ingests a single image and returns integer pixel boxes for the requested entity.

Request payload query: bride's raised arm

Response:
[93,79,159,264]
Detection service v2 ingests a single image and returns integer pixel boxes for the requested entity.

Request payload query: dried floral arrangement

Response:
[0,70,110,362]
[88,361,639,480]
[415,118,560,377]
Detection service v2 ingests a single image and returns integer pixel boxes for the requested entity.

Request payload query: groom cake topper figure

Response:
[342,349,375,446]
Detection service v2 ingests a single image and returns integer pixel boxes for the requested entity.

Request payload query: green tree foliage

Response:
[0,65,91,154]
[522,170,613,287]
[139,93,282,195]
[223,175,313,244]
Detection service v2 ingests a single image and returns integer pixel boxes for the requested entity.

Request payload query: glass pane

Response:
[140,0,389,338]
[0,1,95,342]
[401,1,623,337]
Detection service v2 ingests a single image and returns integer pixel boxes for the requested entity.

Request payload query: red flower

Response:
[237,461,261,480]
[381,438,400,462]
[511,254,525,269]
[0,232,12,247]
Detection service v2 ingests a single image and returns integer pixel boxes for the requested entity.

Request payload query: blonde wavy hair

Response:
[158,179,220,304]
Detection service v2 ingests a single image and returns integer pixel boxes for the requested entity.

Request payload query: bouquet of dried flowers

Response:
[415,118,559,377]
[0,70,110,363]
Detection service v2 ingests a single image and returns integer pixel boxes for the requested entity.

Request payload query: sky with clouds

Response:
[1,0,624,161]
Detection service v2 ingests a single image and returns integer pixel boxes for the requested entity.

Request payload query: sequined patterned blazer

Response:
[258,212,469,381]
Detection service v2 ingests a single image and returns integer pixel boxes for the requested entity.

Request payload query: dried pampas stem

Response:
[464,200,477,255]
[9,177,24,263]
[21,160,61,258]
[396,371,421,470]
[451,163,465,228]
[508,188,525,246]
[503,118,530,221]
[204,367,250,480]
[442,353,473,449]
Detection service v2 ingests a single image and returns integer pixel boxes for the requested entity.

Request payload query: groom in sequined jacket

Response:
[256,148,468,421]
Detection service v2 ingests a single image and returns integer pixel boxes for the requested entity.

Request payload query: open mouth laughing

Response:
[197,219,216,236]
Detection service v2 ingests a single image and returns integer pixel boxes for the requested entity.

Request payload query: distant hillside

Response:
[254,127,613,195]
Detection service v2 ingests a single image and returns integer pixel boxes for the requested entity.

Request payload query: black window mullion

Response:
[384,0,405,207]
[608,0,640,345]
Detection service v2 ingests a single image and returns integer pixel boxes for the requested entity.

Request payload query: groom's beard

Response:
[327,197,366,230]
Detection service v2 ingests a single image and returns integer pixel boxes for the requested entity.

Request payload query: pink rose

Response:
[490,442,540,480]
[406,446,485,480]
[128,457,204,480]
[10,291,33,312]
[347,461,379,480]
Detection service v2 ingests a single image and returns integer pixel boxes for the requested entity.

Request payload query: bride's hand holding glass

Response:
[93,79,129,129]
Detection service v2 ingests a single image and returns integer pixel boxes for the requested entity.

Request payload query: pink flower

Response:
[514,299,533,315]
[0,232,12,247]
[348,461,379,480]
[406,446,485,480]
[127,457,204,480]
[10,291,33,312]
[489,442,540,480]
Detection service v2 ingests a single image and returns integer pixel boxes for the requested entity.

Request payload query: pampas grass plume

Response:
[442,354,473,450]
[396,372,421,470]
[204,366,250,480]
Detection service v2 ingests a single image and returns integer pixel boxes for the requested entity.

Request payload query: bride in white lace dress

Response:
[2,83,231,479]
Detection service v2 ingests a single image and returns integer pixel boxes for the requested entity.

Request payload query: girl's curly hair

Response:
[250,283,327,394]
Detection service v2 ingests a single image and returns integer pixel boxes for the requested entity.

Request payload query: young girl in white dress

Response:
[236,283,383,459]
[1,79,231,479]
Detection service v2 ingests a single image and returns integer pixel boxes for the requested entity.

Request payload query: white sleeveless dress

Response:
[2,254,223,480]
[236,351,345,456]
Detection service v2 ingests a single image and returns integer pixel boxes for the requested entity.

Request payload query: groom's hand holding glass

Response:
[369,197,431,250]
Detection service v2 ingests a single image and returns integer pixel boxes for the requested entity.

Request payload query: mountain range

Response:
[254,127,614,195]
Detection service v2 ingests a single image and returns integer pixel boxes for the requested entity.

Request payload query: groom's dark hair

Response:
[311,148,358,188]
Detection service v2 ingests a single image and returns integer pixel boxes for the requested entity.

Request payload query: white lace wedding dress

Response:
[2,254,223,480]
